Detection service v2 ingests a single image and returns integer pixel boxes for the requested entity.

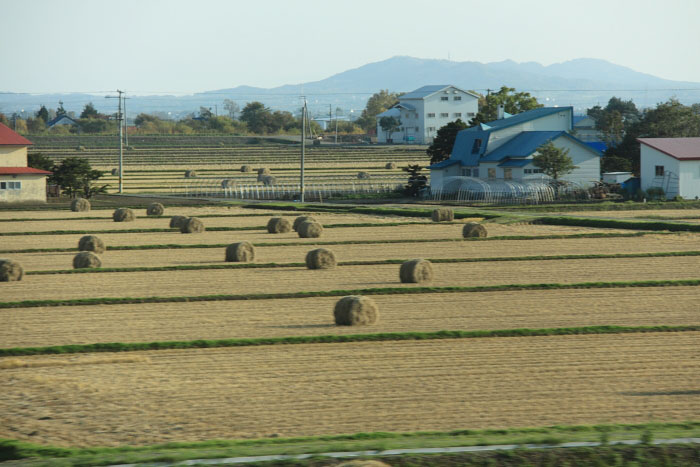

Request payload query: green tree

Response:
[77,118,109,133]
[51,157,108,198]
[469,86,542,125]
[240,102,272,134]
[402,164,427,196]
[25,117,46,133]
[427,118,468,164]
[80,102,101,119]
[56,101,67,117]
[587,97,640,146]
[532,142,576,181]
[356,90,401,132]
[28,152,55,172]
[601,154,632,173]
[198,106,213,120]
[0,113,9,126]
[379,116,401,142]
[36,105,49,123]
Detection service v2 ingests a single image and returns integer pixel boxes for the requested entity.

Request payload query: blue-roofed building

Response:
[376,85,479,144]
[428,106,601,189]
[572,114,602,142]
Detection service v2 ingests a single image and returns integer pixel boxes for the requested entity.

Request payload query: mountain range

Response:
[2,56,699,120]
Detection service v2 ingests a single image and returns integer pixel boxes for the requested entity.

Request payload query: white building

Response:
[376,85,479,144]
[429,106,601,189]
[0,123,52,203]
[638,137,700,199]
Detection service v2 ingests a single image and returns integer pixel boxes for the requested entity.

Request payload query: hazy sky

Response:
[1,0,699,94]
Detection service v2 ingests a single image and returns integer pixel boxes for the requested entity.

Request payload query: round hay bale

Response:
[169,215,187,228]
[261,175,277,186]
[78,235,106,254]
[266,217,291,234]
[431,208,454,222]
[112,207,135,222]
[111,168,120,176]
[185,170,197,178]
[73,251,101,269]
[357,171,371,180]
[293,215,316,231]
[225,241,255,262]
[0,259,23,282]
[221,179,235,189]
[305,248,336,270]
[70,198,91,212]
[297,221,323,238]
[399,258,433,283]
[462,222,488,238]
[385,162,397,169]
[333,295,378,326]
[240,165,252,173]
[180,217,204,234]
[146,202,164,216]
[257,167,271,181]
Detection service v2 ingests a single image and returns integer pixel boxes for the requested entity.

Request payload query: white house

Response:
[0,123,52,203]
[428,106,601,190]
[376,85,480,144]
[638,137,700,199]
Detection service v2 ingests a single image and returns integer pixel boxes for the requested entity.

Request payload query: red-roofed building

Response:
[638,137,700,199]
[0,123,52,203]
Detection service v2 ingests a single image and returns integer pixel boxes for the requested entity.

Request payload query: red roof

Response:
[0,167,53,175]
[0,123,33,146]
[637,137,700,161]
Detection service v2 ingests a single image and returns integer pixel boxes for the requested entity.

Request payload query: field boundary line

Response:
[536,216,700,232]
[0,232,661,254]
[23,250,700,276]
[1,325,697,356]
[1,279,700,309]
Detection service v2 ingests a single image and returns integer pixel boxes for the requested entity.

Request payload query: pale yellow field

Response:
[0,223,632,251]
[10,233,700,271]
[1,332,697,447]
[3,256,699,303]
[3,287,699,348]
[564,209,700,219]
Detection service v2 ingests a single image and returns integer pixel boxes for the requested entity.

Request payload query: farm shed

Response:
[638,137,700,199]
[0,123,52,203]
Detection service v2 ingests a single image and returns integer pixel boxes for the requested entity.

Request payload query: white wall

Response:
[0,175,47,203]
[640,145,680,198]
[487,110,572,152]
[556,137,601,187]
[678,160,700,199]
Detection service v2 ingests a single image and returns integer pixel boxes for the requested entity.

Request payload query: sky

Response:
[1,0,700,94]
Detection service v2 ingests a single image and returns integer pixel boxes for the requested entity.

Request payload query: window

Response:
[487,168,496,179]
[467,112,475,117]
[454,96,462,101]
[454,113,461,117]
[503,168,512,180]
[655,165,665,177]
[427,113,435,118]
[428,127,436,131]
[440,113,449,117]
[415,127,419,131]
[471,139,482,154]
[0,182,5,189]
[414,113,418,119]
[4,181,21,189]
[440,96,449,101]
[461,168,471,176]
[472,168,479,177]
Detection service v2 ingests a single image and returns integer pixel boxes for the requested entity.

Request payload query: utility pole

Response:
[105,90,124,193]
[123,94,129,147]
[335,108,338,145]
[300,98,307,203]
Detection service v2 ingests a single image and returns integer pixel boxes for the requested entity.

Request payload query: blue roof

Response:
[498,158,532,168]
[573,115,588,125]
[400,85,478,100]
[396,103,416,111]
[464,107,574,132]
[585,141,608,153]
[481,131,564,162]
[427,159,462,169]
[450,127,490,166]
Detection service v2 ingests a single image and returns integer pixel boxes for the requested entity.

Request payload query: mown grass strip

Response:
[536,216,700,232]
[23,250,700,276]
[1,325,697,357]
[2,279,699,310]
[0,220,455,237]
[0,231,657,254]
[2,421,696,464]
[0,213,306,222]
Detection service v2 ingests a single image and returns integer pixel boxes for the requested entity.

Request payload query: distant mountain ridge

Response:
[2,56,698,118]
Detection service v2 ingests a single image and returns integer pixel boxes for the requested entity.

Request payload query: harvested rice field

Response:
[3,287,700,348]
[9,233,700,271]
[1,332,697,447]
[3,255,699,303]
